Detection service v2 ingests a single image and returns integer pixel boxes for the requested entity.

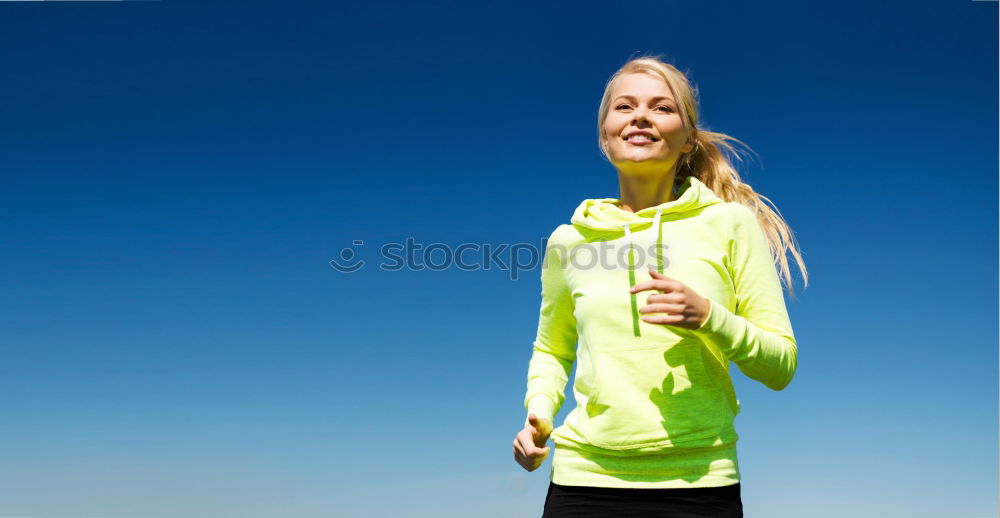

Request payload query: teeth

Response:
[626,134,655,141]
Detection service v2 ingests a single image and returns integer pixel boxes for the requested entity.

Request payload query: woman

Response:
[512,56,808,518]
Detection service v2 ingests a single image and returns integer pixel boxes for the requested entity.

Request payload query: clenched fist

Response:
[513,413,553,472]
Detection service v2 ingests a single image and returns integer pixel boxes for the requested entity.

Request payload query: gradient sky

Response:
[0,1,997,517]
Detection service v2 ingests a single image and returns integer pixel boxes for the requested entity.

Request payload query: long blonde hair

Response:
[598,55,808,296]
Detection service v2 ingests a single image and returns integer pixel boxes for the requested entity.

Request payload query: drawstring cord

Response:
[624,223,640,337]
[652,208,664,274]
[626,209,664,337]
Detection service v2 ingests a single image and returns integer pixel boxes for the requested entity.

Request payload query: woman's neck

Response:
[616,171,677,213]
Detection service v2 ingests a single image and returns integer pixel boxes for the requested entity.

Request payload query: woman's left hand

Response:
[630,268,712,330]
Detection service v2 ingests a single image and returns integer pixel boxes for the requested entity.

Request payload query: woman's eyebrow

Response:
[613,95,677,104]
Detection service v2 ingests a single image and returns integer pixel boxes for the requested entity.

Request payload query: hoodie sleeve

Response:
[523,225,579,427]
[690,204,798,391]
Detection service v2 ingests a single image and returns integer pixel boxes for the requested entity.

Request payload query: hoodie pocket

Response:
[574,337,733,452]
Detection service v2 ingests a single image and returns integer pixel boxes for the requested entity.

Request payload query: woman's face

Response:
[602,72,692,170]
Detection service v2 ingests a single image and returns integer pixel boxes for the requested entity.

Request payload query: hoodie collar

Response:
[570,175,723,234]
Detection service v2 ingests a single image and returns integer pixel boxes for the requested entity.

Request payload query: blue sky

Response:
[0,1,996,517]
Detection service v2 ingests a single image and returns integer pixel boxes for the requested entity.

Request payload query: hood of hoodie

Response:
[569,175,724,337]
[570,175,723,234]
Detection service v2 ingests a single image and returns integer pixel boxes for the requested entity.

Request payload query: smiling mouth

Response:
[623,134,659,144]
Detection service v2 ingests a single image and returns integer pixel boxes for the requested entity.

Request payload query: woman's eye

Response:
[615,104,631,110]
[656,106,674,112]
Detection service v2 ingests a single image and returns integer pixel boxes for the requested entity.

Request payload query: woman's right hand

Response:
[513,413,553,472]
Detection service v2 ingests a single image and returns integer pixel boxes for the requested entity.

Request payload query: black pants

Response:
[541,481,743,518]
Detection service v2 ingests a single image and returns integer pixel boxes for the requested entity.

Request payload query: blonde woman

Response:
[512,56,807,517]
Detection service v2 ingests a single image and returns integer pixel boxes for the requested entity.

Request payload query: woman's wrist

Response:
[696,297,714,330]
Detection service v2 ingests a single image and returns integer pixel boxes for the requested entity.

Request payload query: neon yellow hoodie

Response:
[523,175,797,488]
